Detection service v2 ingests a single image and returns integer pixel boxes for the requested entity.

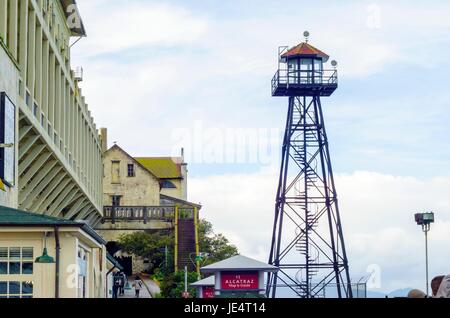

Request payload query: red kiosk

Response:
[197,255,279,298]
[190,276,216,299]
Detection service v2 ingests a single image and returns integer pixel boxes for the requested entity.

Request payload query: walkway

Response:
[119,277,152,299]
[142,277,161,297]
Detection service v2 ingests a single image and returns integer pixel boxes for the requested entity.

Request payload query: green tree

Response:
[199,219,239,265]
[160,271,198,298]
[118,231,174,274]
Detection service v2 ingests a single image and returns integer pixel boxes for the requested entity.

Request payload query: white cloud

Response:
[190,169,450,293]
[75,0,208,56]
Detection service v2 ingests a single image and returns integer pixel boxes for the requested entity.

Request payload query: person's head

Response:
[432,276,445,297]
[135,275,140,280]
[407,289,427,298]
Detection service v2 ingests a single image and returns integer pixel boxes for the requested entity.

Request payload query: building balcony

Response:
[101,206,195,224]
[272,70,338,97]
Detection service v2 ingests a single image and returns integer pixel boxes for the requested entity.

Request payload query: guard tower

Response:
[267,32,352,298]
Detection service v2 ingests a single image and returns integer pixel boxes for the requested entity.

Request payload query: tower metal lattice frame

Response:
[267,91,353,298]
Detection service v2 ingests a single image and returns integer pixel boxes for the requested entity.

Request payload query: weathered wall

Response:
[96,221,173,242]
[160,178,183,200]
[103,147,160,206]
[159,164,188,200]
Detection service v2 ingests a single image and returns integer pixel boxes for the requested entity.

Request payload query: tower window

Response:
[127,164,135,177]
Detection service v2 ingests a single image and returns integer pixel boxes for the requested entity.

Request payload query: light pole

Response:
[415,212,435,296]
[189,252,210,280]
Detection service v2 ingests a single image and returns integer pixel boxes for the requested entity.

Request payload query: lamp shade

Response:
[35,248,55,264]
[423,212,435,223]
[415,212,435,226]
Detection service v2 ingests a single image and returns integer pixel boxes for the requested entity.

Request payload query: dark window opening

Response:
[161,180,177,189]
[127,164,135,177]
[112,195,122,207]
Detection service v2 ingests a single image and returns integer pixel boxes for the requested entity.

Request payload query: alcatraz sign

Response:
[221,272,259,290]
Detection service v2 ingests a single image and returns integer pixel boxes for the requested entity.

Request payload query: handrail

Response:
[102,205,195,224]
[272,69,338,94]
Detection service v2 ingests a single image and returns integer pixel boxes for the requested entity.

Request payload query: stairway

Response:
[292,128,322,298]
[177,219,196,272]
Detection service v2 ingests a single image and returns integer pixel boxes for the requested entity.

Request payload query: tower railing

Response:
[272,69,338,96]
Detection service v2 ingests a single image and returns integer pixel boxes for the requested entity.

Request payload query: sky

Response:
[71,0,450,295]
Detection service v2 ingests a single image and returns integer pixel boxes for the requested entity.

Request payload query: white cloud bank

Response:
[74,1,208,56]
[189,170,450,293]
[71,0,450,158]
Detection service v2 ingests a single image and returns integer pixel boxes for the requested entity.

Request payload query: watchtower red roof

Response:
[281,42,330,62]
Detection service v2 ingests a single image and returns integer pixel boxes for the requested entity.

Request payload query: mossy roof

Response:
[134,157,182,179]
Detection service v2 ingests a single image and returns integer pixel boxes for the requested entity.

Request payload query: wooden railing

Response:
[102,206,195,224]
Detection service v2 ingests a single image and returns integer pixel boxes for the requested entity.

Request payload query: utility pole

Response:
[415,212,435,296]
[425,229,429,296]
[185,266,188,293]
[165,246,168,272]
[182,266,189,298]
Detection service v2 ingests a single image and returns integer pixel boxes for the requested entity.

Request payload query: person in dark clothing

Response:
[119,272,126,296]
[112,278,120,299]
[113,272,124,298]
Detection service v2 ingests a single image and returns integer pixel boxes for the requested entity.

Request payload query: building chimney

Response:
[100,128,108,153]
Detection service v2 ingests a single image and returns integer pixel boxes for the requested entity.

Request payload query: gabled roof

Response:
[105,144,159,180]
[0,205,106,245]
[190,275,215,287]
[135,157,183,179]
[201,255,279,273]
[281,42,329,62]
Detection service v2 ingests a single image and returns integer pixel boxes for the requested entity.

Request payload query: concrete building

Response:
[0,0,103,224]
[97,141,200,275]
[0,206,110,298]
[0,1,110,299]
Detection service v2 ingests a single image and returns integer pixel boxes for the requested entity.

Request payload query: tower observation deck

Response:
[272,43,338,97]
